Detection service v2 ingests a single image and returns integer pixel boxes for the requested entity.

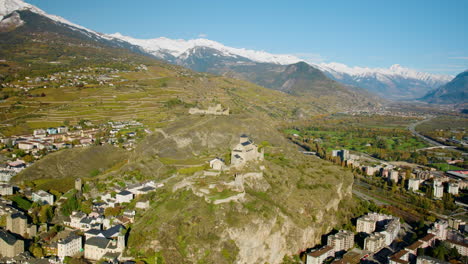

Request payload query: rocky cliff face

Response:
[122,115,355,263]
[225,181,352,264]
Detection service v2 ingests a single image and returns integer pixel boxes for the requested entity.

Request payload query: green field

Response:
[285,114,430,163]
[429,163,464,172]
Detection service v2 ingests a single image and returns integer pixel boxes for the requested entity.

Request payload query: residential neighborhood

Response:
[0,175,163,263]
[306,212,466,264]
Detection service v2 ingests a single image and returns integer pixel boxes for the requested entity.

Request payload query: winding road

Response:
[408,117,465,154]
[408,118,444,146]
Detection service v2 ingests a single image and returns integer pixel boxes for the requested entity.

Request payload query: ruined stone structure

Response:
[189,104,229,115]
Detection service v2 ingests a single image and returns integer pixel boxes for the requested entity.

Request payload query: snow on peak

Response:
[107,33,303,65]
[316,62,452,82]
[0,0,34,16]
[0,0,97,35]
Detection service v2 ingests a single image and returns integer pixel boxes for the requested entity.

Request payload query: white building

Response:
[365,166,380,176]
[116,190,133,204]
[18,142,34,150]
[0,184,13,196]
[364,232,386,252]
[57,126,68,134]
[382,218,401,245]
[66,211,86,229]
[331,149,350,161]
[209,158,226,171]
[389,170,399,183]
[58,235,82,259]
[84,226,126,261]
[357,216,376,234]
[428,220,448,240]
[448,182,459,195]
[32,190,54,204]
[327,230,354,252]
[433,181,444,199]
[408,178,420,192]
[306,246,334,264]
[136,200,149,209]
[33,129,46,138]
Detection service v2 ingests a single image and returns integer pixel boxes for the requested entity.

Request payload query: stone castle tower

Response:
[75,178,82,192]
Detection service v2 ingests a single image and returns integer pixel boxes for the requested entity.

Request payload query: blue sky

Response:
[26,0,468,75]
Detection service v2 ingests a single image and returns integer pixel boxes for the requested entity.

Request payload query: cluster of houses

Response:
[306,212,467,264]
[332,149,467,200]
[357,213,401,253]
[106,121,145,150]
[306,230,355,264]
[0,126,98,181]
[306,213,400,264]
[0,65,147,92]
[0,120,147,183]
[0,176,163,263]
[389,219,467,264]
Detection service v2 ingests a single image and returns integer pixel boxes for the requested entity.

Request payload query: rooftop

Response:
[419,233,436,242]
[33,190,52,197]
[58,234,81,245]
[118,190,132,196]
[0,229,19,245]
[86,236,110,249]
[405,241,423,251]
[308,246,333,257]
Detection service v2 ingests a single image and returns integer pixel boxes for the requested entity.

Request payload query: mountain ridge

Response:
[107,33,452,100]
[421,70,468,104]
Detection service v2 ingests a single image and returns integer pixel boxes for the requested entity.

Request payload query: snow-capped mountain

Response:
[0,0,453,101]
[108,33,452,100]
[315,63,452,99]
[0,0,147,54]
[107,33,303,65]
[0,0,97,35]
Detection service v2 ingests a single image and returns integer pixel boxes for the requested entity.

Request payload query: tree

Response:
[104,207,121,217]
[61,194,80,216]
[376,138,388,149]
[14,149,26,157]
[39,205,54,223]
[417,248,425,256]
[80,200,92,214]
[30,244,44,258]
[23,155,34,163]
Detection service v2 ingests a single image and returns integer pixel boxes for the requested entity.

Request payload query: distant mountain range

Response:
[0,0,455,103]
[0,0,381,112]
[421,70,468,104]
[107,33,453,100]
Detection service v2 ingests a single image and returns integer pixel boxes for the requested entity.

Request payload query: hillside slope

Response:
[421,70,468,104]
[108,114,356,264]
[107,33,451,100]
[1,2,358,263]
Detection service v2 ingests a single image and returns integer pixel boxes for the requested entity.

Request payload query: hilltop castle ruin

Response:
[231,134,264,168]
[189,104,229,115]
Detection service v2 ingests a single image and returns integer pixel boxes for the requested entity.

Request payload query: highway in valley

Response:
[408,118,465,154]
